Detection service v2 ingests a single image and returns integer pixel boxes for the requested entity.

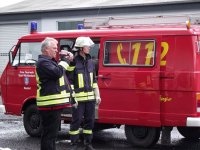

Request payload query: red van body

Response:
[1,17,200,147]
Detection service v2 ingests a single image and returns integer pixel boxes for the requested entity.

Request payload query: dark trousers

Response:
[39,109,62,150]
[70,101,95,144]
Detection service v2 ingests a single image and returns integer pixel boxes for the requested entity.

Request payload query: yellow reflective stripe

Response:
[75,96,95,101]
[75,91,95,101]
[36,71,41,84]
[69,130,80,135]
[72,92,75,97]
[37,92,71,101]
[67,66,75,71]
[61,90,67,94]
[59,61,69,70]
[78,73,84,88]
[37,98,70,106]
[59,76,65,86]
[37,89,40,98]
[90,73,93,87]
[83,129,92,134]
[93,83,98,88]
[75,91,94,97]
[36,72,42,98]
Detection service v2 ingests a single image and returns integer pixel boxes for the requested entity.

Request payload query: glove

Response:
[72,102,78,109]
[94,87,101,105]
[96,97,101,105]
[71,97,78,109]
[60,55,69,63]
[60,50,74,62]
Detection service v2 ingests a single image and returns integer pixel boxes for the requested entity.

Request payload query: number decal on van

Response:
[145,42,154,65]
[105,40,155,66]
[132,43,141,65]
[104,40,169,67]
[160,42,169,66]
[117,43,127,64]
[131,42,154,65]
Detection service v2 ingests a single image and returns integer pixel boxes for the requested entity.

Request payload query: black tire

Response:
[23,104,42,137]
[125,125,160,148]
[177,126,200,139]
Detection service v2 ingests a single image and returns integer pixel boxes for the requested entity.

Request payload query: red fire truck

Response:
[1,16,200,147]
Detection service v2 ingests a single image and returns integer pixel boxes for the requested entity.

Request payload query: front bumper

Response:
[0,105,5,113]
[187,117,200,127]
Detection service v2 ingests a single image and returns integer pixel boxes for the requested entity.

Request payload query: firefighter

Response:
[69,37,101,150]
[36,37,73,150]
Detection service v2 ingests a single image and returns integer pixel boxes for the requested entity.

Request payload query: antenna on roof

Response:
[84,17,111,29]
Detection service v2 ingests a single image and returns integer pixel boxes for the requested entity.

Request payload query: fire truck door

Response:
[97,36,161,126]
[6,42,39,115]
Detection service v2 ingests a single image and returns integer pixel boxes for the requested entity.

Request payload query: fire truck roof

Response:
[20,15,200,40]
[20,26,199,41]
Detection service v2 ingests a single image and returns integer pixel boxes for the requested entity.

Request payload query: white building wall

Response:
[0,23,28,75]
[41,19,57,31]
[0,2,200,75]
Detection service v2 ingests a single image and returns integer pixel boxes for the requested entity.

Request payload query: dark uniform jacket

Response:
[69,54,98,102]
[36,55,71,109]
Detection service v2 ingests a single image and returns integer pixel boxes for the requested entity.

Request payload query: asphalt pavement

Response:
[1,95,200,149]
[1,113,200,150]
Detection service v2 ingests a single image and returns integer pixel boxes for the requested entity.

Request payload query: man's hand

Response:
[60,50,74,61]
[71,97,78,109]
[72,102,78,109]
[96,97,101,105]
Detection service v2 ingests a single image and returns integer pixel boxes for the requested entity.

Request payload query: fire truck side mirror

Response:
[8,45,16,66]
[9,51,13,64]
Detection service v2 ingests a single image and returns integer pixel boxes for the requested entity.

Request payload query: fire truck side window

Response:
[12,42,41,66]
[104,40,155,67]
[89,42,100,75]
[60,39,74,52]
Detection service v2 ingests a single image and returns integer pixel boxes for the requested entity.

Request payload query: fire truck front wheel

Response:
[23,104,42,137]
[177,126,200,139]
[125,125,160,148]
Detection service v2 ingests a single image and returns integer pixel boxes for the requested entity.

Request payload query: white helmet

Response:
[74,37,94,48]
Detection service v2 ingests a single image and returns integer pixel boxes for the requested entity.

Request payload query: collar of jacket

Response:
[39,54,57,62]
[76,53,91,61]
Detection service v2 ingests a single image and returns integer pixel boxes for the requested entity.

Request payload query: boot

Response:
[84,144,95,150]
[70,143,78,150]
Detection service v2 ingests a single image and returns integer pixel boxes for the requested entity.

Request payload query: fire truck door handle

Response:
[98,74,111,79]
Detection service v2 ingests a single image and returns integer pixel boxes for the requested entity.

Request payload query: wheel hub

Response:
[30,114,40,129]
[133,127,148,138]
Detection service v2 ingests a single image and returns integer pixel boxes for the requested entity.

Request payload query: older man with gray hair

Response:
[36,37,73,150]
